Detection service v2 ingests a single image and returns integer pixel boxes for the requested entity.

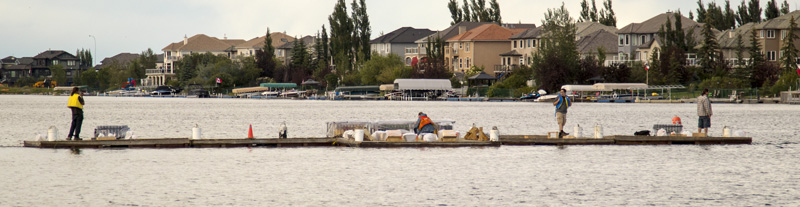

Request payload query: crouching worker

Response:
[414,112,436,141]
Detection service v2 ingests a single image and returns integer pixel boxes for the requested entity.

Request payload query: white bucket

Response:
[192,125,202,140]
[402,133,417,142]
[423,133,438,142]
[594,124,604,139]
[723,126,731,137]
[489,130,499,141]
[354,129,365,142]
[47,126,58,141]
[573,125,583,138]
[656,128,667,136]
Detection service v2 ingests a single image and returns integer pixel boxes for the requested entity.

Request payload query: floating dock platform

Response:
[23,135,751,149]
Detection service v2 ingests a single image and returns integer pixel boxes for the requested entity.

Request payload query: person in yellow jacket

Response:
[67,87,85,140]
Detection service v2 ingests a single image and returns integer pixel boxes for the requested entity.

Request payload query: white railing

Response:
[146,69,174,75]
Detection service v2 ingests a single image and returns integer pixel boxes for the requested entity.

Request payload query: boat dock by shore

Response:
[23,135,752,149]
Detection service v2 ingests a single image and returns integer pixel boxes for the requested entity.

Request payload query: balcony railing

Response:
[146,68,174,75]
[494,65,519,73]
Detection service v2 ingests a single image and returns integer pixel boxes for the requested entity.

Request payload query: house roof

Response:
[100,53,140,66]
[576,30,619,54]
[575,22,618,37]
[755,10,800,29]
[510,27,545,39]
[447,24,526,42]
[414,22,494,43]
[277,35,316,50]
[501,23,537,29]
[370,27,435,44]
[717,22,757,49]
[236,32,295,49]
[1,56,17,64]
[468,72,496,80]
[499,50,523,56]
[619,12,701,34]
[161,34,248,52]
[33,50,78,60]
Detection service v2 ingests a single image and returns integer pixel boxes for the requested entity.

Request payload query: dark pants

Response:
[68,107,83,138]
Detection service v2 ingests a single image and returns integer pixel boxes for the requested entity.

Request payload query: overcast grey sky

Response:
[1,0,797,60]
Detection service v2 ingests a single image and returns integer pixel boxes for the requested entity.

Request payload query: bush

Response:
[698,76,749,90]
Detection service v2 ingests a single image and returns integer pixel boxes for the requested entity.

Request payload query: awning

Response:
[232,87,269,94]
[301,79,320,85]
[393,79,452,90]
[259,83,298,88]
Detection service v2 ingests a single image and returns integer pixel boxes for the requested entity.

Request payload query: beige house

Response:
[235,32,294,59]
[753,10,800,66]
[410,22,493,64]
[617,12,706,66]
[156,34,245,86]
[717,22,756,67]
[503,22,617,70]
[445,24,526,75]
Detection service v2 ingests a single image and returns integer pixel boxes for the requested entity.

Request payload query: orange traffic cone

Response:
[247,124,254,139]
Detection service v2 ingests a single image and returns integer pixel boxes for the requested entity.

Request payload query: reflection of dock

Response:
[24,135,751,149]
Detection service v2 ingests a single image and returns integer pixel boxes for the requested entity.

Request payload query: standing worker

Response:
[553,88,571,138]
[414,112,435,135]
[697,88,713,135]
[67,87,85,141]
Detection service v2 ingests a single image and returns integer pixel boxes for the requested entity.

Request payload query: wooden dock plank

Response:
[24,138,191,149]
[191,138,334,147]
[335,138,500,148]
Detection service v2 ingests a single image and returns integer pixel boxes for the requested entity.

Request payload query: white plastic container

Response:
[594,124,604,139]
[489,129,499,141]
[192,124,202,140]
[573,125,583,138]
[402,133,417,142]
[723,126,731,137]
[47,126,58,141]
[656,128,667,136]
[354,129,365,142]
[422,133,438,142]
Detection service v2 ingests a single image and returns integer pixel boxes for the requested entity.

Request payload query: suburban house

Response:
[502,21,617,71]
[235,32,294,58]
[445,24,527,75]
[31,50,83,85]
[717,22,756,67]
[96,53,140,69]
[617,12,705,65]
[157,34,246,86]
[410,22,494,63]
[276,35,316,66]
[753,10,800,66]
[1,56,34,85]
[369,27,434,65]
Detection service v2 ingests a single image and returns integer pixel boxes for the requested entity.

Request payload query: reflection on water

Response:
[0,95,798,206]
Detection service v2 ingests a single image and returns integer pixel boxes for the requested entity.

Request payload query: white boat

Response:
[261,91,280,97]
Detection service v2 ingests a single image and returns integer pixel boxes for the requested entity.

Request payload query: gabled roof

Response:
[718,22,757,49]
[501,23,537,29]
[381,27,432,43]
[576,30,619,54]
[236,32,295,49]
[619,12,701,34]
[33,50,78,60]
[371,27,435,44]
[756,10,800,29]
[161,34,246,52]
[576,22,618,37]
[1,56,17,64]
[499,50,522,56]
[468,71,496,80]
[277,35,316,50]
[415,22,494,43]
[510,27,545,39]
[99,53,140,68]
[447,24,526,42]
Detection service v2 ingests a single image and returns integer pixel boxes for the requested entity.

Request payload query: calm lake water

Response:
[1,95,798,206]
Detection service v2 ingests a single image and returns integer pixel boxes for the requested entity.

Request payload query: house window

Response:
[641,36,647,46]
[466,42,470,52]
[767,51,777,61]
[619,35,625,45]
[66,71,72,76]
[459,58,463,69]
[52,60,59,65]
[519,57,524,65]
[532,39,536,48]
[459,42,463,49]
[782,30,787,39]
[767,30,776,38]
[519,40,524,48]
[760,30,765,38]
[466,58,470,67]
[513,41,517,49]
[406,57,411,65]
[527,39,532,47]
[625,35,630,45]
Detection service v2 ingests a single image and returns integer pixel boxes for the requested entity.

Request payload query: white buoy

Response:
[354,129,365,142]
[573,124,583,138]
[47,126,58,141]
[723,126,731,137]
[489,126,499,141]
[594,124,604,139]
[192,124,202,140]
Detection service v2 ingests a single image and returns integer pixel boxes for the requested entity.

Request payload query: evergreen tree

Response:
[256,28,277,78]
[748,0,763,23]
[765,0,780,20]
[489,0,501,23]
[531,3,579,91]
[351,0,363,65]
[357,0,371,61]
[781,0,790,15]
[736,0,750,26]
[447,0,501,24]
[579,0,591,22]
[462,0,472,22]
[699,15,721,76]
[724,0,736,30]
[590,0,599,22]
[321,25,330,66]
[696,0,707,22]
[735,34,745,66]
[598,0,616,27]
[780,17,799,73]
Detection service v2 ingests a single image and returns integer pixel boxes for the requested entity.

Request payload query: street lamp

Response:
[88,35,96,67]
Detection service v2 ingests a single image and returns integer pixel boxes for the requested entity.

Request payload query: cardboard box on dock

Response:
[96,137,116,141]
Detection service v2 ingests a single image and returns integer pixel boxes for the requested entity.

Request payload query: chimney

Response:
[729,31,733,38]
[184,35,188,45]
[458,26,466,34]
